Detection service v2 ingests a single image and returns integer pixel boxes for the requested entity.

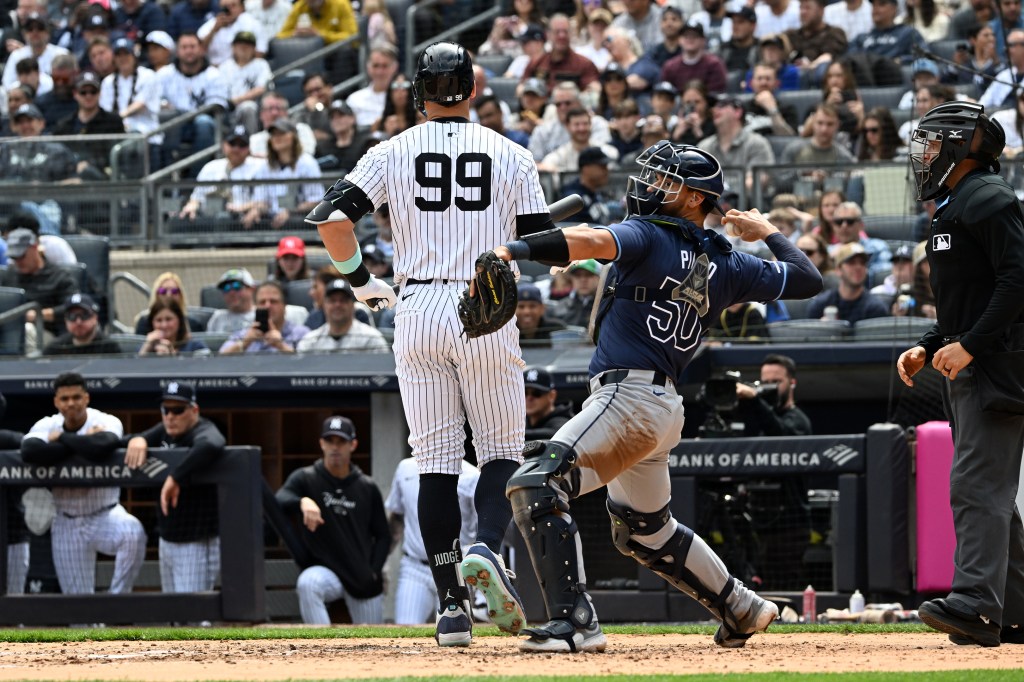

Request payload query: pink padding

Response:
[916,421,956,592]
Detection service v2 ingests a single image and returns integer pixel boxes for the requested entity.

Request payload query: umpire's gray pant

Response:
[942,366,1024,626]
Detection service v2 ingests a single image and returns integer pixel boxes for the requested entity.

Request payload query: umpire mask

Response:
[910,101,1005,201]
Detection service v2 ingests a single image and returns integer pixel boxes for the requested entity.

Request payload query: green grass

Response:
[0,622,934,642]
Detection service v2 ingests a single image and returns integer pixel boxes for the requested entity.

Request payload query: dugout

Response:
[0,341,921,623]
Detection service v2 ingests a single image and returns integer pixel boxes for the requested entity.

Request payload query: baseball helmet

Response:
[413,41,474,114]
[625,140,725,217]
[909,101,1005,201]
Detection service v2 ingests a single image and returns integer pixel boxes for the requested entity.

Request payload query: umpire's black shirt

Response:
[918,170,1024,360]
[122,418,225,542]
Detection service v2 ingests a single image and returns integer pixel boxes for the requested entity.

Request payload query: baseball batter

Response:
[487,142,823,652]
[385,457,479,624]
[20,372,146,595]
[307,41,555,646]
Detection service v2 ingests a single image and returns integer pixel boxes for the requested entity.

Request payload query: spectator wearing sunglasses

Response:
[2,13,70,89]
[121,381,226,593]
[523,367,574,441]
[826,201,892,282]
[43,293,121,356]
[135,271,208,334]
[206,267,257,334]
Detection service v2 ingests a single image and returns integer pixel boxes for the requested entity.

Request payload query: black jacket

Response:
[53,109,126,173]
[276,461,391,599]
[43,331,122,356]
[121,417,226,542]
[739,400,812,437]
[526,402,575,442]
[917,170,1024,360]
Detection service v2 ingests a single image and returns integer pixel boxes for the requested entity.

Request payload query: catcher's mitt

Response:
[458,251,517,339]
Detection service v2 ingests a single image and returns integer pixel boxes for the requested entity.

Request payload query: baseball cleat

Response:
[950,624,1024,645]
[519,618,607,653]
[459,543,526,635]
[920,598,1000,647]
[714,596,779,648]
[434,603,472,647]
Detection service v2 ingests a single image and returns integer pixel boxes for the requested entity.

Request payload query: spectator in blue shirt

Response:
[848,0,925,62]
[168,0,220,40]
[991,0,1024,58]
[474,95,529,148]
[807,242,889,323]
[114,0,167,45]
[219,280,309,353]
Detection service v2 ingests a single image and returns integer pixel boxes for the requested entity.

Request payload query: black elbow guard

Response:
[324,179,374,222]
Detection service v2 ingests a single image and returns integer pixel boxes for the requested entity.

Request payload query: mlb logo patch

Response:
[933,234,951,251]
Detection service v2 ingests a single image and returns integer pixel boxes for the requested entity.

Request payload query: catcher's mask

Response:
[626,140,725,218]
[909,101,1005,201]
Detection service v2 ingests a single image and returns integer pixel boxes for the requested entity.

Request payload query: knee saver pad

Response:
[607,498,673,559]
[506,441,579,500]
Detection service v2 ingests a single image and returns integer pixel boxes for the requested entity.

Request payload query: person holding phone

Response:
[219,280,309,353]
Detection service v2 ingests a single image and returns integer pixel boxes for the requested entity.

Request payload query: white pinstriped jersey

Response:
[384,458,479,562]
[344,119,549,282]
[24,408,124,516]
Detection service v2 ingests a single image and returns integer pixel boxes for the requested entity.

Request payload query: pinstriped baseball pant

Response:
[392,283,526,475]
[51,504,146,594]
[393,554,436,624]
[296,565,384,624]
[158,537,220,593]
[7,542,29,595]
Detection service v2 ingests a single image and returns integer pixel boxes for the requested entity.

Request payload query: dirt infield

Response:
[2,633,1023,679]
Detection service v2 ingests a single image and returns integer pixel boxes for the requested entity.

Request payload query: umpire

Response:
[898,101,1024,647]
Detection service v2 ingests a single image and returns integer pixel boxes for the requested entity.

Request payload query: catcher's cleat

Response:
[519,618,607,653]
[459,543,525,635]
[713,595,778,648]
[434,603,472,647]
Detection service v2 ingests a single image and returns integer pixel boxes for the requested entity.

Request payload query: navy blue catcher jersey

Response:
[592,216,790,385]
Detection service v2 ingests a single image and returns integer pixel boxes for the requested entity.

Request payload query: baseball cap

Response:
[226,124,249,144]
[578,146,610,167]
[324,278,355,299]
[518,282,543,303]
[870,0,898,4]
[362,243,387,263]
[892,243,914,261]
[75,72,101,91]
[277,235,305,258]
[12,103,44,121]
[113,37,135,54]
[519,24,546,44]
[835,242,868,265]
[662,6,683,19]
[759,33,786,49]
[912,58,940,77]
[145,30,175,52]
[329,99,354,116]
[22,12,48,30]
[523,366,554,393]
[217,267,256,288]
[84,13,107,30]
[681,22,705,38]
[569,259,601,276]
[730,6,757,22]
[64,292,100,315]
[6,228,38,258]
[232,30,257,45]
[322,415,356,440]
[601,62,626,81]
[161,380,197,405]
[268,117,297,134]
[521,78,548,98]
[588,7,614,25]
[652,81,677,98]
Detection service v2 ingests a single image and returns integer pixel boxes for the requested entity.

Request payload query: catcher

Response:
[467,141,823,653]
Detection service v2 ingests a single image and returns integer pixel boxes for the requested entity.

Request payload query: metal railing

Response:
[404,0,503,76]
[0,301,42,356]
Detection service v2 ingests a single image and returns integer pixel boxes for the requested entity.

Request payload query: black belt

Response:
[404,552,429,565]
[406,278,467,285]
[597,369,669,387]
[61,503,116,519]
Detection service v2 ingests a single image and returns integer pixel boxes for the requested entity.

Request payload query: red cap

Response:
[276,236,305,258]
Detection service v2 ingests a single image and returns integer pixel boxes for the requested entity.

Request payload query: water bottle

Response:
[849,589,865,614]
[802,584,817,623]
[822,306,838,322]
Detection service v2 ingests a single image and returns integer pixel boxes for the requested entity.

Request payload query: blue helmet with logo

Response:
[625,141,725,217]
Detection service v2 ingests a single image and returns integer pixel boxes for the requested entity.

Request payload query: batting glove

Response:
[353,276,397,311]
